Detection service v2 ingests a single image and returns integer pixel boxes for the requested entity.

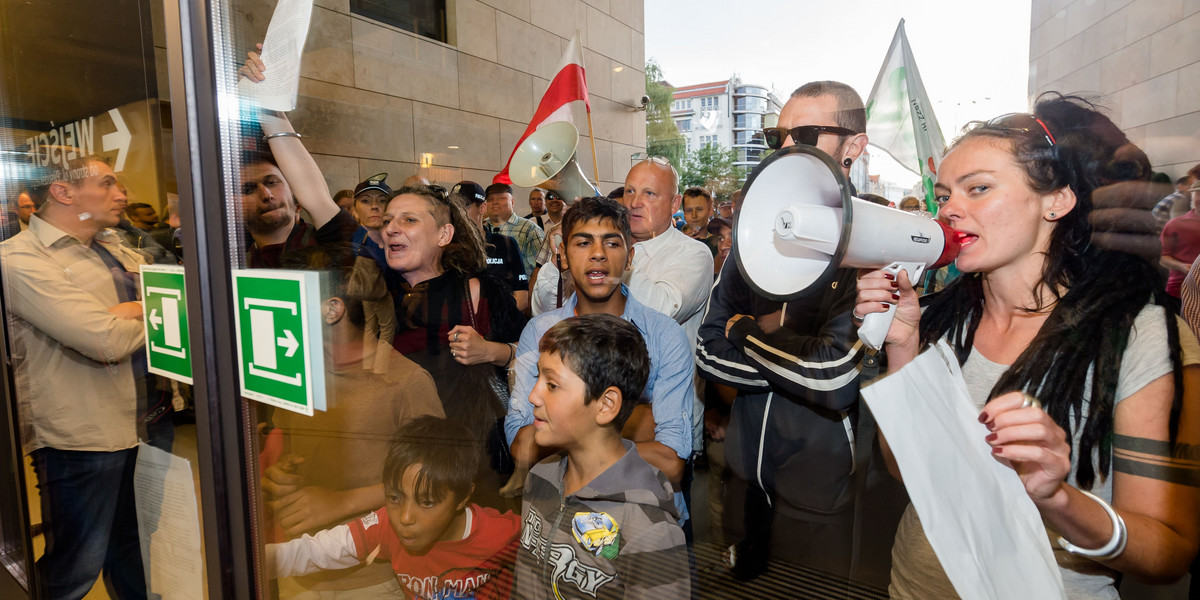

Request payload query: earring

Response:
[1049,212,1057,219]
[842,158,853,168]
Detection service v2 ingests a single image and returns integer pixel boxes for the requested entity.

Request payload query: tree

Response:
[644,60,685,174]
[680,143,743,200]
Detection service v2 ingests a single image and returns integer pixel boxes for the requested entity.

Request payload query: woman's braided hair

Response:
[919,93,1184,489]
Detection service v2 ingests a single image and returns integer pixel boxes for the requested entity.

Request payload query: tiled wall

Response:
[1029,0,1200,176]
[237,0,647,212]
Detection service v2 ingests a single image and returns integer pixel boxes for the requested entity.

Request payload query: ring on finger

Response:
[1020,392,1042,410]
[450,349,457,358]
[851,309,865,324]
[453,332,459,342]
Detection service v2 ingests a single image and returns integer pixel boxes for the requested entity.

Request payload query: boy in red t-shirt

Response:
[268,416,520,599]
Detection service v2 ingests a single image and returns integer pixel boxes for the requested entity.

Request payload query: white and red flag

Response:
[493,33,590,184]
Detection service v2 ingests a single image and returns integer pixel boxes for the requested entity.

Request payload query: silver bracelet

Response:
[1056,489,1128,561]
[263,131,301,141]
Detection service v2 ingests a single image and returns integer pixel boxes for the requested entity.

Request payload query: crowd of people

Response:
[3,43,1200,600]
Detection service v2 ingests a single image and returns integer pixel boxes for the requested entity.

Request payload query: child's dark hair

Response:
[538,314,649,430]
[560,197,633,247]
[383,416,479,503]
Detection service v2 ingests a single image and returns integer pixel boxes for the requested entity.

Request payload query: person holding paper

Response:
[856,94,1200,598]
[238,46,357,269]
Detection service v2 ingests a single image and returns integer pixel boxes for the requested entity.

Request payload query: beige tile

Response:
[1031,7,1067,59]
[462,167,501,187]
[455,0,498,62]
[611,0,643,33]
[302,7,355,87]
[1104,0,1137,16]
[1124,0,1183,44]
[315,0,350,13]
[1045,34,1084,83]
[1032,0,1054,29]
[630,30,645,71]
[459,54,534,122]
[1188,0,1200,17]
[358,158,423,185]
[1063,0,1108,41]
[585,4,631,64]
[481,0,531,22]
[413,101,501,171]
[1143,111,1200,166]
[1079,8,1127,60]
[1099,37,1151,94]
[531,0,589,47]
[311,153,361,192]
[583,49,614,100]
[353,19,460,107]
[1063,60,1103,96]
[499,118,528,167]
[292,77,416,162]
[592,137,614,182]
[496,10,563,79]
[1175,60,1200,115]
[610,60,643,108]
[1148,10,1200,78]
[1119,70,1178,127]
[582,0,610,14]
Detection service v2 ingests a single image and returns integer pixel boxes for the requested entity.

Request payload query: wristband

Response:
[1056,489,1127,561]
[264,131,301,141]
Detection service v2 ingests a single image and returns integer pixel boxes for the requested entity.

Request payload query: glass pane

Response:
[212,1,1200,598]
[0,0,208,597]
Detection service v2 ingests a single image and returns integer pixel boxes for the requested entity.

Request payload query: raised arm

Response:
[239,46,341,229]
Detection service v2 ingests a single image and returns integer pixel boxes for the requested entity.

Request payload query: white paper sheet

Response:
[236,0,314,111]
[861,341,1066,600]
[135,443,205,600]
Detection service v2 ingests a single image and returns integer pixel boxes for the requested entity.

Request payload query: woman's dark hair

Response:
[920,93,1184,489]
[383,416,478,504]
[390,184,486,276]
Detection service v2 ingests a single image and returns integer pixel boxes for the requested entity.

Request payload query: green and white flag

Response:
[865,20,946,212]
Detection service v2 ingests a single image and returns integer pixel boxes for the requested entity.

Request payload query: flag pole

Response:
[581,31,601,185]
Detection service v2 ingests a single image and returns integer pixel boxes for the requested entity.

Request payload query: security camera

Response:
[640,94,650,107]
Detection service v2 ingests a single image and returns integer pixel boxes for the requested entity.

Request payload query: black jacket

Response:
[695,258,865,519]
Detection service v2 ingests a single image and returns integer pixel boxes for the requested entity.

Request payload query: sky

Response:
[644,0,1034,189]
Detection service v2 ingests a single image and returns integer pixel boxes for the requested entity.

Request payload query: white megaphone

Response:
[509,121,601,200]
[734,144,962,351]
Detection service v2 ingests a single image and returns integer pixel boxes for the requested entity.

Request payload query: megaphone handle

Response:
[858,262,926,351]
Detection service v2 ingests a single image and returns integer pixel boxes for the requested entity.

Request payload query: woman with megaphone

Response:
[855,94,1200,598]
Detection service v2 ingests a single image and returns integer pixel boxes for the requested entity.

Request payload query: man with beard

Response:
[239,51,356,268]
[241,113,356,269]
[696,81,901,582]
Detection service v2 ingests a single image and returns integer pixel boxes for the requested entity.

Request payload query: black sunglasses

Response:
[762,125,857,150]
[984,113,1056,148]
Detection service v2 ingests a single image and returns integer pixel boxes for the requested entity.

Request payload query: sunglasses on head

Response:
[984,113,1056,148]
[762,125,857,150]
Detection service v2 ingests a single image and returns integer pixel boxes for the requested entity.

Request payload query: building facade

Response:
[1029,0,1199,176]
[668,77,784,173]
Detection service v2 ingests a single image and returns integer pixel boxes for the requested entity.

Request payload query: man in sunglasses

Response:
[697,81,899,581]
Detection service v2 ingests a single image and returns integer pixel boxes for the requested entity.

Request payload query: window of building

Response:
[677,119,691,132]
[351,0,448,43]
[699,96,718,110]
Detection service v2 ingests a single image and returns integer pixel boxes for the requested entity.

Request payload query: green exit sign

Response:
[232,270,325,416]
[140,265,193,384]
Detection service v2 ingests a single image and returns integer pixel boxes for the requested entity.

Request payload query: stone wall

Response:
[1029,0,1200,177]
[236,0,647,212]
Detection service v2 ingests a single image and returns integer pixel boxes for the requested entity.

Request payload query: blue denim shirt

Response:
[504,286,695,520]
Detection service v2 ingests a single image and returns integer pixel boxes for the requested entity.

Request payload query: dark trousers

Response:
[31,447,147,600]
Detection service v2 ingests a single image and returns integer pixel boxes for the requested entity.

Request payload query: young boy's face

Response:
[385,463,468,556]
[530,351,602,449]
[561,217,632,305]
